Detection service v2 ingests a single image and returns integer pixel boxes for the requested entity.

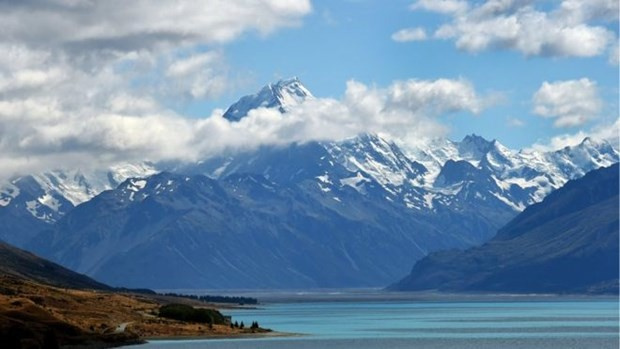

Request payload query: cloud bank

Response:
[0,76,488,177]
[0,0,315,177]
[407,0,618,58]
[0,0,312,51]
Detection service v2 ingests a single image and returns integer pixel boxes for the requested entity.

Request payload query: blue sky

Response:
[182,0,619,149]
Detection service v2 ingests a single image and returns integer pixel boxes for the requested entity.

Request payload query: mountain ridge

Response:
[390,163,619,294]
[0,240,110,291]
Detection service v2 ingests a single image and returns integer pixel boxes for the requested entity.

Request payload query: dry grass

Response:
[0,275,268,347]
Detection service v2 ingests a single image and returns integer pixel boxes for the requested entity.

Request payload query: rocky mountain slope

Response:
[0,163,157,246]
[390,164,619,294]
[31,171,470,288]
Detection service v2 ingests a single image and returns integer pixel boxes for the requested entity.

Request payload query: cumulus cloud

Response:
[532,78,602,128]
[406,0,618,57]
[392,27,427,42]
[0,78,488,177]
[556,0,620,23]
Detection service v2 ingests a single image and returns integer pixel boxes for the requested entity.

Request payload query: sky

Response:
[0,0,618,176]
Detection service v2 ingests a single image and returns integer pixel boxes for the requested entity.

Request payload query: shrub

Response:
[158,304,227,325]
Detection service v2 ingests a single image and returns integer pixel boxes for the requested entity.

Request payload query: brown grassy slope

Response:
[0,275,267,348]
[0,241,110,291]
[0,275,140,348]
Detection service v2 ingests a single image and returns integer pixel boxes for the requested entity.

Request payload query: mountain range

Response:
[0,163,157,246]
[390,163,619,294]
[1,78,617,289]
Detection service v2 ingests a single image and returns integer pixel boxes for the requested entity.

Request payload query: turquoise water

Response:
[132,296,619,349]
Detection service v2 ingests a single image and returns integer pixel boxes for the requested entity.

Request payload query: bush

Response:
[160,293,258,305]
[158,304,227,325]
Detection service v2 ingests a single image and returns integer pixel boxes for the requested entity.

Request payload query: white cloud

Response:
[530,119,620,151]
[166,52,221,78]
[532,78,602,128]
[0,78,488,178]
[506,117,525,127]
[410,0,468,15]
[556,0,619,24]
[409,0,618,57]
[107,94,160,114]
[0,0,312,52]
[190,78,486,156]
[0,0,314,178]
[0,0,313,101]
[392,27,427,42]
[610,42,620,65]
[164,51,229,99]
[384,79,483,114]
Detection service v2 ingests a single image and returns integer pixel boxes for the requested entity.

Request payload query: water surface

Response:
[131,294,619,349]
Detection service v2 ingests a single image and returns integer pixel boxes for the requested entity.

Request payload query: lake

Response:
[129,292,619,349]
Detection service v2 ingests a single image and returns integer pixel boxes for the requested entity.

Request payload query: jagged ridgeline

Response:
[391,164,619,294]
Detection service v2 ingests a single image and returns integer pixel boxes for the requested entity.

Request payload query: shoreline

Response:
[143,330,303,342]
[192,290,620,305]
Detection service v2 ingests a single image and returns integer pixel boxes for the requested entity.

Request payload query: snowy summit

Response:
[223,77,313,122]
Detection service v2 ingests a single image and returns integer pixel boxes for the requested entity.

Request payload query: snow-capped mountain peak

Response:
[272,77,313,105]
[405,134,504,182]
[223,77,313,122]
[458,134,495,161]
[0,161,158,234]
[325,133,428,190]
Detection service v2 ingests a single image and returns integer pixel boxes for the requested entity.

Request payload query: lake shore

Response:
[169,288,620,304]
[144,330,302,341]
